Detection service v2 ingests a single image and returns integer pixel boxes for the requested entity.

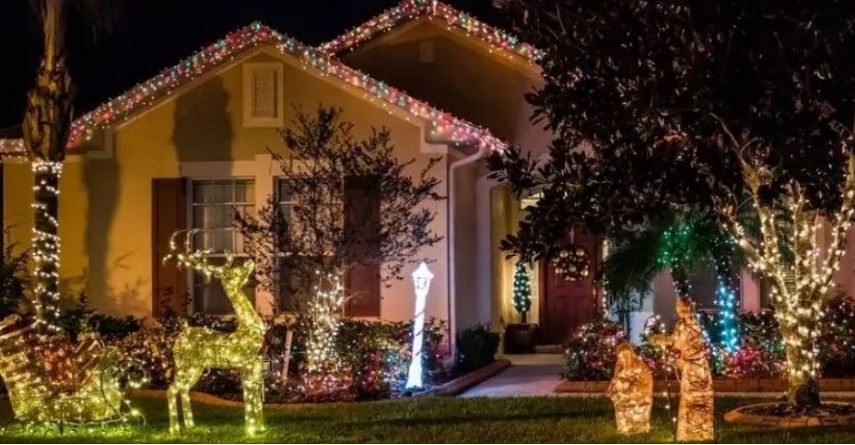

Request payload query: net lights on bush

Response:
[305,270,345,374]
[406,262,434,390]
[164,232,266,436]
[300,269,355,400]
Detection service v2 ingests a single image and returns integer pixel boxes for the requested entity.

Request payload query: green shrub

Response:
[562,319,625,380]
[455,324,500,373]
[0,243,28,320]
[336,318,447,398]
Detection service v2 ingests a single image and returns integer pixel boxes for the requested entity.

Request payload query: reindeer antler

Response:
[163,230,236,279]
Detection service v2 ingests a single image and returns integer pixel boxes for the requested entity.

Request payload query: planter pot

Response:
[504,323,537,354]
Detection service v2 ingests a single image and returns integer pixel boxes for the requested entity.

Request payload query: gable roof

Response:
[1,21,506,159]
[319,0,542,64]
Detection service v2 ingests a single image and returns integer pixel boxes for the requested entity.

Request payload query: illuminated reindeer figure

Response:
[165,231,266,435]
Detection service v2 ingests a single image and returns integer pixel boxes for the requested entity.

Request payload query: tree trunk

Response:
[31,165,63,328]
[23,0,73,331]
[671,267,691,297]
[783,330,822,410]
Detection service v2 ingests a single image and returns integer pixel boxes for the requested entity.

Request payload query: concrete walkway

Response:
[460,354,564,398]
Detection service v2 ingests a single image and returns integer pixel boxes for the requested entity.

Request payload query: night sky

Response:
[0,0,507,131]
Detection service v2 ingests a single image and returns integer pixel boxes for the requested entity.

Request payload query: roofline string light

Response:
[319,0,544,63]
[0,23,506,158]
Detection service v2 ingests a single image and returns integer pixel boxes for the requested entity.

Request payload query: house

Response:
[0,22,504,334]
[6,1,828,349]
[320,0,604,345]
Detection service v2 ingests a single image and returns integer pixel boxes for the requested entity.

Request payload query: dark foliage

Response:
[0,243,29,320]
[819,295,855,377]
[55,293,143,341]
[237,106,444,311]
[455,324,500,373]
[491,0,855,262]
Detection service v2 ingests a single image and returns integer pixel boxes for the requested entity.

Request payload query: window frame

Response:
[189,177,256,314]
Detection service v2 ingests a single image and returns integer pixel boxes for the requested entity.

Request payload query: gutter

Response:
[447,142,491,359]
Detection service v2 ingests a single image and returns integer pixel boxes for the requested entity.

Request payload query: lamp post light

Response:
[406,262,434,390]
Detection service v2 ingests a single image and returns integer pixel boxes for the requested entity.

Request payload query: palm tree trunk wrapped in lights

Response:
[23,0,74,332]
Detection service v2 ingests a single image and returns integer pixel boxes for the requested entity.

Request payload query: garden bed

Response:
[555,378,855,393]
[724,401,855,428]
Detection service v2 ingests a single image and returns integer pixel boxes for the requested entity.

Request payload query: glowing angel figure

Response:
[165,232,266,435]
[651,297,714,442]
[607,341,653,434]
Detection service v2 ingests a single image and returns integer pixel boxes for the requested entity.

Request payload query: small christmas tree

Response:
[513,262,532,324]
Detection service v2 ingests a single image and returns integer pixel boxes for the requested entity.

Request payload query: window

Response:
[191,179,255,314]
[273,177,344,311]
[243,62,284,127]
[276,178,296,224]
[275,178,296,311]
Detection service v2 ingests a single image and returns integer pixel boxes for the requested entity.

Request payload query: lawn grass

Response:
[1,394,854,443]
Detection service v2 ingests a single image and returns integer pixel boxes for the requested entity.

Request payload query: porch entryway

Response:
[538,228,602,345]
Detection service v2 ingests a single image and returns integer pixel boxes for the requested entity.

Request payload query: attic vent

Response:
[418,40,435,64]
[243,62,284,127]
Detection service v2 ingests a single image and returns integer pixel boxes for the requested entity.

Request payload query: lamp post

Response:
[406,262,434,389]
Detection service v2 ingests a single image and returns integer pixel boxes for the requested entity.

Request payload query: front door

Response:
[539,227,601,344]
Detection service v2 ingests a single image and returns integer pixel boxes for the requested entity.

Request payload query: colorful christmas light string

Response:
[0,22,510,158]
[319,0,543,63]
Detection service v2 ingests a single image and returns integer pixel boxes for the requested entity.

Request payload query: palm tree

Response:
[23,0,118,331]
[603,212,741,343]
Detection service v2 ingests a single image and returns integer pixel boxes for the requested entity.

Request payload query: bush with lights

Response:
[562,319,626,380]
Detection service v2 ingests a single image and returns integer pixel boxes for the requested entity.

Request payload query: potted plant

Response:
[504,262,537,353]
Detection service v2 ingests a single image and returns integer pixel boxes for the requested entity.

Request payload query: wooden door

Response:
[539,227,601,344]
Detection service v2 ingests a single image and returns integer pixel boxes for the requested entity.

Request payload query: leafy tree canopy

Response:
[490,0,855,261]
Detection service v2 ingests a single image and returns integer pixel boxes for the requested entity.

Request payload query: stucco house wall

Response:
[3,46,450,324]
[339,18,553,335]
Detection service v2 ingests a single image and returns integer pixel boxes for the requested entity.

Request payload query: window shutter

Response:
[152,178,188,317]
[344,176,381,317]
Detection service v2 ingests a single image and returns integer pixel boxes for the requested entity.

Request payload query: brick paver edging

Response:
[555,378,855,394]
[129,360,513,406]
[424,358,513,397]
[724,402,855,428]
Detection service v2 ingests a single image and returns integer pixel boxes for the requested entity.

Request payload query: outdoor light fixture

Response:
[406,262,434,390]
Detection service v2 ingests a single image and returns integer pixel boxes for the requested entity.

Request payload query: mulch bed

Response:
[724,401,855,428]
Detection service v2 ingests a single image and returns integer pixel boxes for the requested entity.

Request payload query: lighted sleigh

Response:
[0,314,138,424]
